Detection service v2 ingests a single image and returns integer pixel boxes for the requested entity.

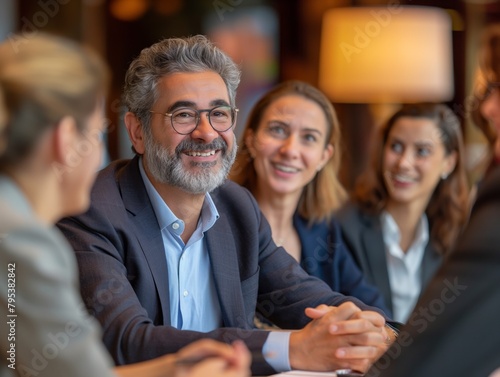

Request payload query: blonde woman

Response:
[231,80,389,313]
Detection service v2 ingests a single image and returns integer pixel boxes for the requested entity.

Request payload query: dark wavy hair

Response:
[230,80,346,223]
[353,103,469,255]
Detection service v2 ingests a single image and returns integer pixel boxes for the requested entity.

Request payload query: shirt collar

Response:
[380,210,429,251]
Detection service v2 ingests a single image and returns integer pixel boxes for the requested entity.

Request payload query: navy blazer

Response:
[294,214,390,314]
[57,157,388,376]
[336,203,442,318]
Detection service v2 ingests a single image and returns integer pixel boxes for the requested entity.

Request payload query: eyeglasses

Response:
[150,106,238,135]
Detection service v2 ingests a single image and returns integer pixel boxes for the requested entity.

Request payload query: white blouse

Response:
[380,211,429,323]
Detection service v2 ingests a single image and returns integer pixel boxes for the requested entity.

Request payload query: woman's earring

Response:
[441,172,449,180]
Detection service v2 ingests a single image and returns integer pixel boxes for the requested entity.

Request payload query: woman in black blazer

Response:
[337,103,470,323]
[370,25,500,377]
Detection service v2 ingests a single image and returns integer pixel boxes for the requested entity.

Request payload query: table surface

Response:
[268,371,337,377]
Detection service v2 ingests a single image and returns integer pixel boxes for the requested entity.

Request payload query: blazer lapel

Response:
[360,214,393,310]
[119,157,171,324]
[420,243,442,290]
[205,213,247,328]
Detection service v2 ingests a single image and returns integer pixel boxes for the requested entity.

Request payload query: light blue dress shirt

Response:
[138,158,291,371]
[139,160,222,331]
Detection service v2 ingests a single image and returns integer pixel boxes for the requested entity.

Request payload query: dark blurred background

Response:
[2,0,499,189]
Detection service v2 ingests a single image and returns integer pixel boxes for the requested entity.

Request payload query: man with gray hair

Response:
[58,35,395,376]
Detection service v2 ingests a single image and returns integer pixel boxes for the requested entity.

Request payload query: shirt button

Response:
[172,222,180,230]
[183,290,188,297]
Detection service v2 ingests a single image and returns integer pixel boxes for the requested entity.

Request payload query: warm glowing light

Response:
[319,6,454,103]
[110,0,148,21]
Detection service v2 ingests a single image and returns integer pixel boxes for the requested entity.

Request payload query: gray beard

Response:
[144,133,237,194]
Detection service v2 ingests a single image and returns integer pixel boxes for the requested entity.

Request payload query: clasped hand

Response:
[173,339,251,377]
[289,302,389,372]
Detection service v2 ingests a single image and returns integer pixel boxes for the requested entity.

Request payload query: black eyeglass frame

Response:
[149,106,239,135]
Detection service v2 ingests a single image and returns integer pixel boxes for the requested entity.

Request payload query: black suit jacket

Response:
[369,166,500,377]
[57,157,387,375]
[336,203,442,317]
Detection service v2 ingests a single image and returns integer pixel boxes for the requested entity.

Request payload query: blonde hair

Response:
[0,33,109,168]
[230,80,347,223]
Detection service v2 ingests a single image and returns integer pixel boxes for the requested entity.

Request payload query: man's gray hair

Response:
[122,34,241,130]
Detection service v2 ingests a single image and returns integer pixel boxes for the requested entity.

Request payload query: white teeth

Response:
[393,174,414,183]
[275,164,299,173]
[186,150,216,157]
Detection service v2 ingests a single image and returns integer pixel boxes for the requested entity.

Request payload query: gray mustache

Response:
[175,137,227,155]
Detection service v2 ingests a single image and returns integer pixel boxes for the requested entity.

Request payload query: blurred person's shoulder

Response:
[473,165,500,210]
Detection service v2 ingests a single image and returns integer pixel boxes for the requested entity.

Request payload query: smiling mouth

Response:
[185,150,217,157]
[273,163,300,173]
[390,173,416,183]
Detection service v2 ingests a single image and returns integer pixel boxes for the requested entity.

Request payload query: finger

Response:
[331,302,362,319]
[230,340,251,369]
[330,317,385,335]
[333,331,387,348]
[335,345,380,360]
[320,302,362,324]
[350,310,386,328]
[176,339,235,361]
[304,304,333,319]
[306,302,364,321]
[191,358,228,374]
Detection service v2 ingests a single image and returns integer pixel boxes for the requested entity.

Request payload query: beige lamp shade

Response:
[319,6,454,103]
